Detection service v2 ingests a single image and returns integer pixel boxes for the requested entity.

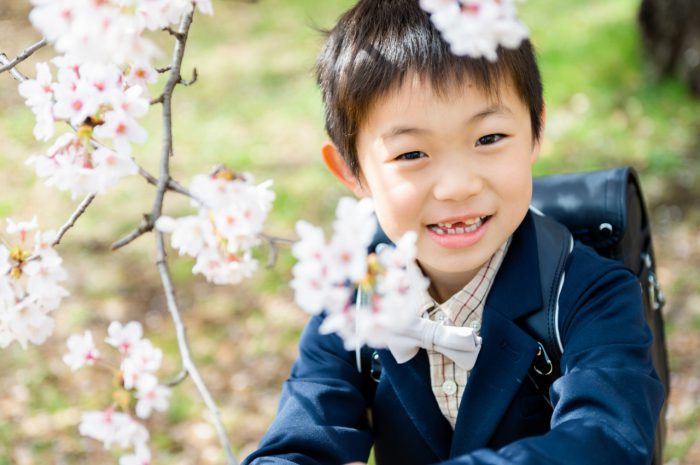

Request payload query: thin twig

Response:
[0,53,28,82]
[153,11,238,465]
[137,165,193,198]
[110,215,153,250]
[162,26,184,40]
[179,67,198,86]
[0,38,47,74]
[156,230,238,465]
[156,66,172,74]
[150,94,165,105]
[165,368,189,387]
[53,194,97,247]
[260,233,295,268]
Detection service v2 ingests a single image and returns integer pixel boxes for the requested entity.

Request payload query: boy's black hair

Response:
[316,0,544,178]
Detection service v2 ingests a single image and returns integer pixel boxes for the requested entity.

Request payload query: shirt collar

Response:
[418,237,512,325]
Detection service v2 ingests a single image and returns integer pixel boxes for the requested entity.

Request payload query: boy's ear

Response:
[321,141,369,197]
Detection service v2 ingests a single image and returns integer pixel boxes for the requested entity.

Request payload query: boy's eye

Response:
[476,134,506,146]
[395,151,427,161]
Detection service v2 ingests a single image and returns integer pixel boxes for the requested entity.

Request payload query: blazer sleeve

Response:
[436,245,666,465]
[242,314,373,465]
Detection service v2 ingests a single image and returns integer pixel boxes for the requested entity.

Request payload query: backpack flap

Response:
[532,166,669,465]
[531,166,648,275]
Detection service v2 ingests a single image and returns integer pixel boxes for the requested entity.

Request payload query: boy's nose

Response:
[432,159,484,202]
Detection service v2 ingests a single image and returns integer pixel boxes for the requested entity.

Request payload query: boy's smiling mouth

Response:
[426,215,492,248]
[429,216,489,235]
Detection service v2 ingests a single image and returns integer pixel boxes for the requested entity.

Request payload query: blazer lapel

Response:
[376,348,453,461]
[450,212,545,456]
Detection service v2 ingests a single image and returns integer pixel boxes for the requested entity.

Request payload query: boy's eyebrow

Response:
[381,105,514,140]
[382,126,429,140]
[470,104,513,121]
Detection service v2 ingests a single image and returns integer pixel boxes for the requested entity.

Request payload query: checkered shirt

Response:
[418,238,511,428]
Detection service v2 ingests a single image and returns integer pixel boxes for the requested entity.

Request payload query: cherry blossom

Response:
[121,339,164,390]
[156,168,274,285]
[419,0,529,61]
[125,63,158,98]
[79,409,149,451]
[29,0,213,67]
[105,321,144,355]
[18,59,145,196]
[0,218,68,349]
[119,447,152,465]
[63,330,100,370]
[291,198,430,350]
[28,133,139,197]
[135,374,171,419]
[67,320,170,462]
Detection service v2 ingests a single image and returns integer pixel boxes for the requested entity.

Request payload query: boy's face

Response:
[325,74,541,300]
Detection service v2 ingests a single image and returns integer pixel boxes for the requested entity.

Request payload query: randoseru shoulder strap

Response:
[521,210,574,396]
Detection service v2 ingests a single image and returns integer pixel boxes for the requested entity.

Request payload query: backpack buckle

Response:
[370,351,382,382]
[643,253,666,311]
[533,342,554,376]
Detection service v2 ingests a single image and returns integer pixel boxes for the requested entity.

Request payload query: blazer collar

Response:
[374,212,545,458]
[482,211,543,321]
[450,211,544,455]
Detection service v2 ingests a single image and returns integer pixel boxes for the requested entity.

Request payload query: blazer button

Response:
[442,379,457,395]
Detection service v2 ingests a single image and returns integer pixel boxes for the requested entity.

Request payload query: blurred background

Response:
[0,0,699,463]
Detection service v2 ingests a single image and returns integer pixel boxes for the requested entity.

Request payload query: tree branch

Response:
[179,67,198,86]
[162,26,185,40]
[155,230,238,465]
[260,233,295,268]
[53,194,97,247]
[150,94,165,105]
[165,368,189,387]
[0,38,47,75]
[152,11,238,465]
[110,214,153,250]
[137,165,193,199]
[0,53,28,82]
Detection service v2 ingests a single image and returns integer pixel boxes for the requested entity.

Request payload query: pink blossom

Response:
[193,0,214,16]
[6,217,38,241]
[93,109,148,155]
[52,77,100,126]
[105,321,143,355]
[63,330,100,370]
[419,0,529,61]
[135,374,171,419]
[79,409,148,450]
[0,218,69,350]
[159,172,274,285]
[121,339,163,390]
[155,215,213,257]
[292,198,431,350]
[119,447,151,465]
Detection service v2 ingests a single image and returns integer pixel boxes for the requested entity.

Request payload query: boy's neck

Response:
[425,268,480,304]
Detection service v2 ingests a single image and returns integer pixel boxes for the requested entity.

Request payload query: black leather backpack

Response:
[528,166,669,465]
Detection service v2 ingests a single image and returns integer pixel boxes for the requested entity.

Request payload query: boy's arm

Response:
[242,314,373,465]
[437,247,666,465]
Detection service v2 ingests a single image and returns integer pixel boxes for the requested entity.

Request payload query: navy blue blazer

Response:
[243,212,665,465]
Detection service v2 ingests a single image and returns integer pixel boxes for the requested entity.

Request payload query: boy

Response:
[243,1,665,463]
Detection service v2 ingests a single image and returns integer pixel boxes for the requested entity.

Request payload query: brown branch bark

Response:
[0,38,47,75]
[151,11,238,465]
[52,194,97,247]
